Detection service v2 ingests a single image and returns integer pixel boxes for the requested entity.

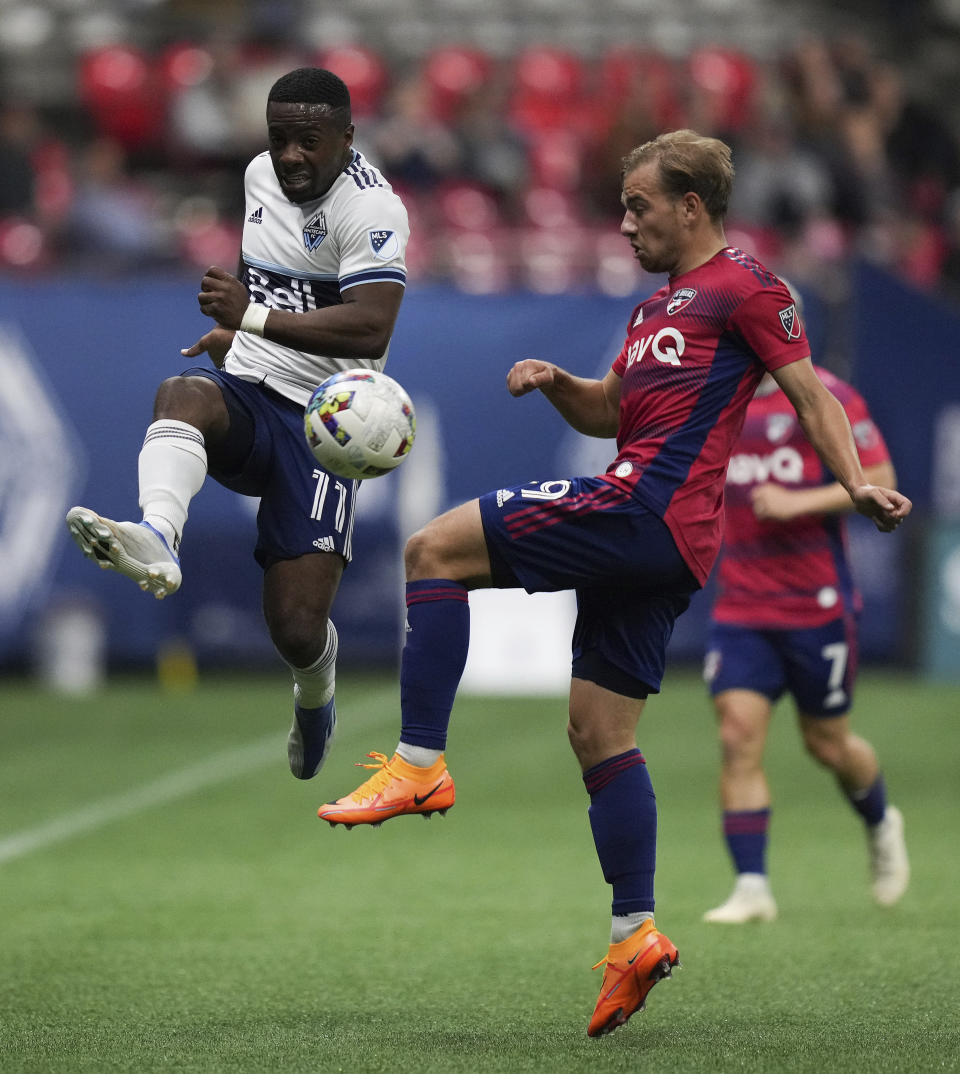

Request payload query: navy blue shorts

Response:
[478,476,699,698]
[183,367,359,570]
[704,617,858,716]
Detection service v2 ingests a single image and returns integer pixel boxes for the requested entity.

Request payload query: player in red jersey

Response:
[702,351,910,923]
[318,130,911,1036]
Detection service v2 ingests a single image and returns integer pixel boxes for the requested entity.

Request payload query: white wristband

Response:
[239,303,269,337]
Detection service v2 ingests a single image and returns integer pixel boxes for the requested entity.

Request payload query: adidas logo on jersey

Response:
[248,206,263,224]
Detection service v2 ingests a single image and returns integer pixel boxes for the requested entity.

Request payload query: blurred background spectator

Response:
[0,0,958,308]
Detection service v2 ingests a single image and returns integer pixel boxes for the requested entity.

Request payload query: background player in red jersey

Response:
[317,130,911,1037]
[702,332,910,923]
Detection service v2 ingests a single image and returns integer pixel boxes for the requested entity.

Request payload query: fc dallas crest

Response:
[667,287,697,315]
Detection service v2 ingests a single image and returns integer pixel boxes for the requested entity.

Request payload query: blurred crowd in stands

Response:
[2,28,960,306]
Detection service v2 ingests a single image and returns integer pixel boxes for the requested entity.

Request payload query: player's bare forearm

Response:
[774,359,910,532]
[752,462,897,521]
[799,406,910,530]
[263,301,400,359]
[196,267,403,359]
[507,361,620,437]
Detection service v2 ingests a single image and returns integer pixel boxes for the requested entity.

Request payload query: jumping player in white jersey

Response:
[65,67,410,781]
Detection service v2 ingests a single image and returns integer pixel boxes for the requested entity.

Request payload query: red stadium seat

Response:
[442,230,512,293]
[422,45,493,122]
[521,185,583,229]
[596,46,683,131]
[0,216,49,270]
[527,129,585,192]
[686,46,759,132]
[77,45,167,151]
[509,46,589,134]
[175,210,243,272]
[157,42,216,90]
[517,226,589,293]
[436,181,502,232]
[31,139,74,223]
[315,45,388,117]
[592,227,642,296]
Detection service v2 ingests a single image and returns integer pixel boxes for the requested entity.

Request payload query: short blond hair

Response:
[622,129,734,222]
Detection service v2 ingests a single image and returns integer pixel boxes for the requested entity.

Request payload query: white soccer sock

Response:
[289,621,338,708]
[138,420,207,550]
[396,742,442,767]
[610,911,654,944]
[734,872,772,893]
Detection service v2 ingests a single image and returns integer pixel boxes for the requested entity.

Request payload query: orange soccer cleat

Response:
[318,751,455,827]
[587,918,680,1037]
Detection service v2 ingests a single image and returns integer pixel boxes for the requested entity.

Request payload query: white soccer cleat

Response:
[66,506,181,600]
[703,873,778,924]
[287,686,337,780]
[869,805,909,906]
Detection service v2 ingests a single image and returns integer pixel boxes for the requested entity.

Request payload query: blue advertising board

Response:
[0,266,944,675]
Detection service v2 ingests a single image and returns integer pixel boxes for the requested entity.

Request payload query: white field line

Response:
[0,685,397,867]
[0,734,281,866]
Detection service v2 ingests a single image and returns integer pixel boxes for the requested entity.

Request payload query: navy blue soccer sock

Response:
[723,808,770,875]
[583,749,657,915]
[846,773,887,827]
[399,579,470,751]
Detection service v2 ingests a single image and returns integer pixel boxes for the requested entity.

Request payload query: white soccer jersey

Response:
[224,147,409,405]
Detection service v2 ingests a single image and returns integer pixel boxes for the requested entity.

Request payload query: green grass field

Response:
[1,667,957,1073]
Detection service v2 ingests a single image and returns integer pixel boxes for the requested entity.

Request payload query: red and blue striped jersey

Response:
[607,247,808,584]
[712,367,890,627]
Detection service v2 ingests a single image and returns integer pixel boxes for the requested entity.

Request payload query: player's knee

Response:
[404,524,444,580]
[717,709,761,761]
[267,604,329,667]
[802,725,842,768]
[153,375,224,432]
[566,716,592,765]
[566,714,619,770]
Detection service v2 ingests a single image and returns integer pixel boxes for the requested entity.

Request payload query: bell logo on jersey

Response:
[778,303,801,340]
[667,287,697,315]
[303,210,328,252]
[727,446,804,485]
[369,229,399,261]
[625,327,685,368]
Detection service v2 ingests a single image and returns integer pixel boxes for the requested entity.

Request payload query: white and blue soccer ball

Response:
[304,369,416,481]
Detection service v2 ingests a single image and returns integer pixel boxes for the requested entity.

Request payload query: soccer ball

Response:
[304,369,416,480]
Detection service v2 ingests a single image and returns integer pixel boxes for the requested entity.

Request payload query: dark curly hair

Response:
[268,68,351,125]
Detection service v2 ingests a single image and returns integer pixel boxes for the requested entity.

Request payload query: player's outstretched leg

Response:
[587,919,680,1038]
[65,506,181,599]
[868,805,909,906]
[703,872,778,923]
[287,688,337,780]
[318,751,454,827]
